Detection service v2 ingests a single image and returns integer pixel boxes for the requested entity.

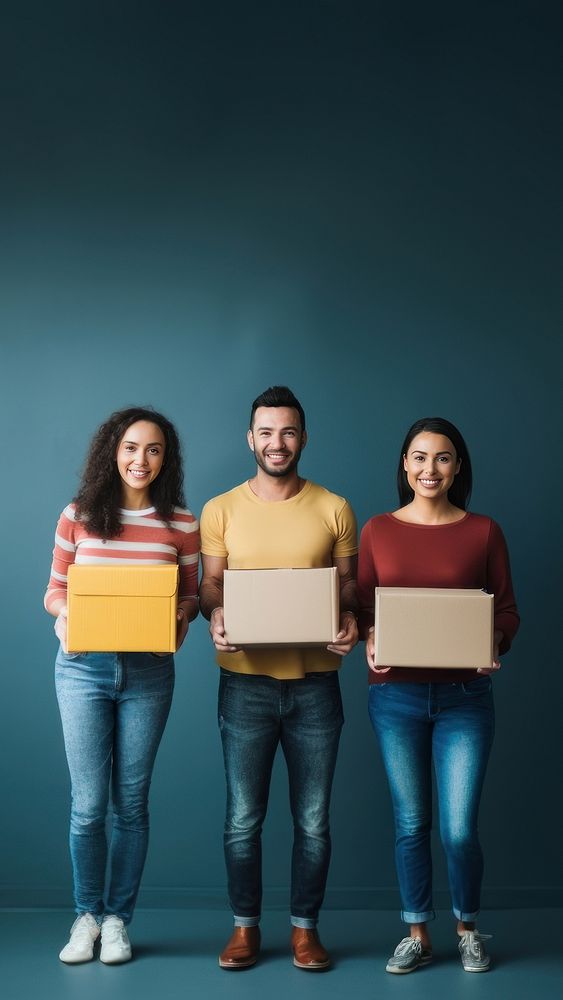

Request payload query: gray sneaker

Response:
[458,930,491,972]
[386,936,433,974]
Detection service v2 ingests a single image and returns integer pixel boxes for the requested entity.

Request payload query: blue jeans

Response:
[55,648,174,924]
[218,669,344,928]
[368,678,494,924]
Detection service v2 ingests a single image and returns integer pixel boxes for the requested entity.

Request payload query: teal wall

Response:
[2,2,561,909]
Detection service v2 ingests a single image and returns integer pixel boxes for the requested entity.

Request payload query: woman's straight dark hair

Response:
[397,417,472,509]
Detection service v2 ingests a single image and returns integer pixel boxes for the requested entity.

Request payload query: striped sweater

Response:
[44,503,200,614]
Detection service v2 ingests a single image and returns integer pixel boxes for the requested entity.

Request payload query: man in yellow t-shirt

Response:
[200,385,358,973]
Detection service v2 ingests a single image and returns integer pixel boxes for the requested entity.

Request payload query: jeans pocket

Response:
[461,676,492,696]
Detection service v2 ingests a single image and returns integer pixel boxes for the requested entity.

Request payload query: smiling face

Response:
[247,406,307,479]
[403,431,461,502]
[116,420,166,507]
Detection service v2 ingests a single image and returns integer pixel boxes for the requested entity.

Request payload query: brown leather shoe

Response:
[219,926,261,969]
[291,927,331,970]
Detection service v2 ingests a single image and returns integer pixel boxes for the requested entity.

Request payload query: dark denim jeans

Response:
[218,668,344,928]
[369,677,495,924]
[55,648,174,924]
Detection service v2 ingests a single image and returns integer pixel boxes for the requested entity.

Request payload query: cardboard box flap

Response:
[68,564,179,598]
[376,587,492,601]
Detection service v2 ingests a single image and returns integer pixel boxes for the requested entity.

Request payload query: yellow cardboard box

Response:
[223,567,340,646]
[375,587,494,669]
[67,565,179,653]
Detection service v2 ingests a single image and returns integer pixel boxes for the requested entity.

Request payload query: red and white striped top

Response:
[44,503,200,614]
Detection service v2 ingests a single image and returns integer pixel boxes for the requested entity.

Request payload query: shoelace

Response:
[102,921,127,945]
[460,930,492,957]
[72,926,96,943]
[70,916,97,936]
[397,937,422,956]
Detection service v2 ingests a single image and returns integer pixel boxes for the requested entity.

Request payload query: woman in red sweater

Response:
[358,417,519,976]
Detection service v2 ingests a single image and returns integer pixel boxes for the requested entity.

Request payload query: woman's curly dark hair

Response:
[73,407,186,539]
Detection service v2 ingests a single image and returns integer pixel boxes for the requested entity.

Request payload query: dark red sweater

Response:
[357,512,520,684]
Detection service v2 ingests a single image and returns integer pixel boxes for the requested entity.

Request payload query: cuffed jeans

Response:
[368,677,494,924]
[55,648,174,924]
[218,669,343,928]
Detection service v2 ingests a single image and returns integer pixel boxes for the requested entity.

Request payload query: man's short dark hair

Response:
[249,386,306,432]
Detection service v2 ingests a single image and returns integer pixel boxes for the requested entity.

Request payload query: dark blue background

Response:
[2,1,561,910]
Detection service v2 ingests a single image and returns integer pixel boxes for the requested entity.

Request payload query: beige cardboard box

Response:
[67,564,179,652]
[375,587,493,669]
[223,567,340,646]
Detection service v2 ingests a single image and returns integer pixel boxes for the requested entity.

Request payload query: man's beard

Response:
[254,447,302,479]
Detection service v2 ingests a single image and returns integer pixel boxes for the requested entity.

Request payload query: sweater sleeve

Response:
[487,519,520,654]
[44,506,76,614]
[177,515,200,601]
[357,519,378,638]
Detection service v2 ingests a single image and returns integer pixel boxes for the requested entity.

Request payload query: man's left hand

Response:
[327,612,358,656]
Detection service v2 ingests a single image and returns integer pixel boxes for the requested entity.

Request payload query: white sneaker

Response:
[59,912,100,963]
[100,915,132,964]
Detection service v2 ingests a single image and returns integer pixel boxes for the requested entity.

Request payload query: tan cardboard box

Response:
[223,567,340,646]
[375,587,493,669]
[67,564,179,653]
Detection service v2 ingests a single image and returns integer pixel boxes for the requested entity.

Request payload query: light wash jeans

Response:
[369,677,495,924]
[55,648,174,924]
[218,668,344,929]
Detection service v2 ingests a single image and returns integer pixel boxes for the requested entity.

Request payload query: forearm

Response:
[339,578,358,617]
[45,595,67,618]
[179,596,199,623]
[199,580,224,620]
[357,527,377,637]
[327,555,359,655]
[494,611,518,653]
[488,520,520,653]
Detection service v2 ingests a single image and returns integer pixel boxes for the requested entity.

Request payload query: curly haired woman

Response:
[44,407,199,965]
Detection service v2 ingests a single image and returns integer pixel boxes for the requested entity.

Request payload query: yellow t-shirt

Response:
[200,480,357,679]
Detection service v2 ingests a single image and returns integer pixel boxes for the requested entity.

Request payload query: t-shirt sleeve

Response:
[487,519,520,654]
[200,499,228,558]
[332,499,358,558]
[44,507,76,614]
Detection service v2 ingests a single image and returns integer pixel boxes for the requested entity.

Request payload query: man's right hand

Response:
[209,608,240,652]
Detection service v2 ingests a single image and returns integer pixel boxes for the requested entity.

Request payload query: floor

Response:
[1,908,559,1000]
